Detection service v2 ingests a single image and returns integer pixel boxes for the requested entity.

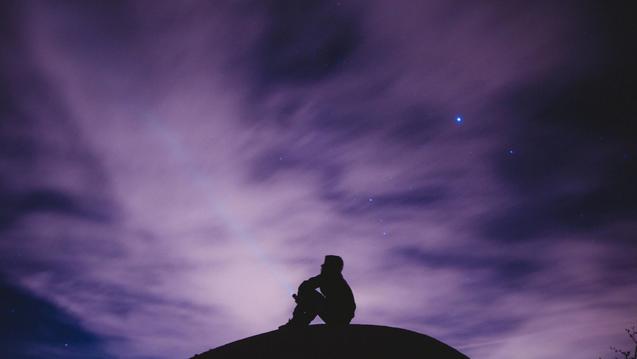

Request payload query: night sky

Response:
[1,1,636,358]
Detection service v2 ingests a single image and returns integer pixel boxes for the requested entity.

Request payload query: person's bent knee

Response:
[297,288,325,307]
[298,288,323,300]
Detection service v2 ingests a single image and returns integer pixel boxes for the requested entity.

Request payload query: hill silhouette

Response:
[191,324,469,358]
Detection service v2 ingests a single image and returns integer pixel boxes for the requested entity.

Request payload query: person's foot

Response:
[278,319,305,330]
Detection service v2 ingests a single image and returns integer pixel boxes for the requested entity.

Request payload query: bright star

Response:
[455,116,463,124]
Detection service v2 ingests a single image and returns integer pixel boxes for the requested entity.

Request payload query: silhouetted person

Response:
[280,255,356,329]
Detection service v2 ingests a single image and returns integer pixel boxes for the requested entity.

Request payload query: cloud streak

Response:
[1,1,635,358]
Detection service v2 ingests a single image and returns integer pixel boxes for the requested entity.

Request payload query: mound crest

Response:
[192,324,469,358]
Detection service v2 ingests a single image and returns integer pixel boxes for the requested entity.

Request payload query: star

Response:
[455,116,463,124]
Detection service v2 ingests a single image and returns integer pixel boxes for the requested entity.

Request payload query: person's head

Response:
[321,255,344,275]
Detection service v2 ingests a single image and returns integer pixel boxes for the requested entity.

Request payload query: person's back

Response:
[320,271,355,323]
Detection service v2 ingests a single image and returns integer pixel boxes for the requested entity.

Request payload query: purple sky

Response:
[1,1,636,358]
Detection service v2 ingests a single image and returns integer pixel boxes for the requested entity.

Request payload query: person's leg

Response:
[289,289,326,326]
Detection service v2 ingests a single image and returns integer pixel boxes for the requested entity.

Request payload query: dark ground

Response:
[192,324,469,359]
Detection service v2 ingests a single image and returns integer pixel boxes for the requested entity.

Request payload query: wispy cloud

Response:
[1,1,635,358]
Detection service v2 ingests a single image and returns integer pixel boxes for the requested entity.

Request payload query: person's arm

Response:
[298,275,321,293]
